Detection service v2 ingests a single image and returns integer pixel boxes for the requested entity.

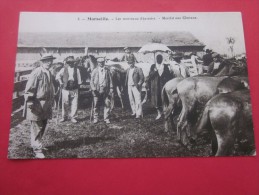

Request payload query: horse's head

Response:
[49,62,64,76]
[229,60,248,76]
[80,55,97,72]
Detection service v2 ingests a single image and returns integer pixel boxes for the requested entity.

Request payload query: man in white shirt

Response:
[56,56,82,123]
[125,56,144,119]
[90,57,113,124]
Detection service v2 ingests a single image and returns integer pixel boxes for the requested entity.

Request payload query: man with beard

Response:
[24,54,56,158]
[56,56,82,123]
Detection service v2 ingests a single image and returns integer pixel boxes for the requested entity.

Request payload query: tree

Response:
[226,37,236,58]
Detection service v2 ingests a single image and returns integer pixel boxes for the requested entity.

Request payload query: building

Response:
[17,32,205,67]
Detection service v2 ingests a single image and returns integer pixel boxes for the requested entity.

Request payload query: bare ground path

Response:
[8,103,211,159]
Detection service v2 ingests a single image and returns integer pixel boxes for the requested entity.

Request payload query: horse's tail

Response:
[161,86,176,120]
[195,104,211,135]
[162,86,169,107]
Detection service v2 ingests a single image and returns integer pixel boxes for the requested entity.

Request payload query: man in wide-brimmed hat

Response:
[56,56,82,123]
[90,57,113,124]
[121,47,138,64]
[23,54,56,158]
[125,55,144,119]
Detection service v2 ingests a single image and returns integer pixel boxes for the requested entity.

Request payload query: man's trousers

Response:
[61,89,78,119]
[128,85,142,117]
[93,93,111,121]
[30,119,48,153]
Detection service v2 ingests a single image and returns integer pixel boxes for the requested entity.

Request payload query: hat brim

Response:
[40,56,56,61]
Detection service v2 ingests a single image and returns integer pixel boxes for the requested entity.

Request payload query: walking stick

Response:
[89,97,94,124]
[56,88,62,125]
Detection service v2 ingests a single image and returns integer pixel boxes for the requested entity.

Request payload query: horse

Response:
[78,56,128,110]
[162,58,249,145]
[105,60,153,109]
[49,62,64,109]
[211,58,248,77]
[195,89,255,156]
[105,62,127,109]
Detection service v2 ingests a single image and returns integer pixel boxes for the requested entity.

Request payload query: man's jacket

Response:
[125,67,144,90]
[24,67,54,121]
[90,67,113,95]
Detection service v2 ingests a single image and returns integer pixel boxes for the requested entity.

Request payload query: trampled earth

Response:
[8,101,220,159]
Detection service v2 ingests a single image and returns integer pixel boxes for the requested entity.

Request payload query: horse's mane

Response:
[212,58,248,76]
[212,60,232,76]
[105,64,126,74]
[88,55,97,64]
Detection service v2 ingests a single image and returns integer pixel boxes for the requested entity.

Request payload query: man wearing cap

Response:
[56,56,82,123]
[23,54,56,158]
[121,47,138,64]
[125,55,144,119]
[90,57,113,124]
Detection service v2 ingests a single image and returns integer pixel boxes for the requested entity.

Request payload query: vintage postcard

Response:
[8,12,255,159]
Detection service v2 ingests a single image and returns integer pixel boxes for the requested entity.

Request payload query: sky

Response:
[19,12,246,55]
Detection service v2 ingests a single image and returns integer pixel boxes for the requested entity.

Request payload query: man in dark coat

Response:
[148,54,173,120]
[202,49,213,73]
[24,54,56,158]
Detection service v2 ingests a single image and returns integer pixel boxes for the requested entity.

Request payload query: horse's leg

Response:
[164,103,179,134]
[177,99,194,145]
[210,107,237,156]
[177,106,186,141]
[116,86,124,109]
[211,130,218,156]
[163,101,173,132]
[215,129,235,156]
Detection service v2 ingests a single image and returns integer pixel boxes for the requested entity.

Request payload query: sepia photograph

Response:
[8,12,255,159]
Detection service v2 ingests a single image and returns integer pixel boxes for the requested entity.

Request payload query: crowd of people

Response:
[23,46,223,158]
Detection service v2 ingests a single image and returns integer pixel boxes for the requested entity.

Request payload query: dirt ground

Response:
[8,99,216,159]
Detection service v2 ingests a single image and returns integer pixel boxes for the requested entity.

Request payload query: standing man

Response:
[121,47,138,64]
[90,57,113,124]
[24,54,56,158]
[125,56,144,119]
[148,54,173,120]
[208,53,222,75]
[56,56,82,123]
[202,49,213,73]
[190,52,203,75]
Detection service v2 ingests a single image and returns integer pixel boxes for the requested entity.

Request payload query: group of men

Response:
[24,47,144,158]
[23,46,220,158]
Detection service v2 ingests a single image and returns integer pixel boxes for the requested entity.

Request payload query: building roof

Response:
[18,32,205,48]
